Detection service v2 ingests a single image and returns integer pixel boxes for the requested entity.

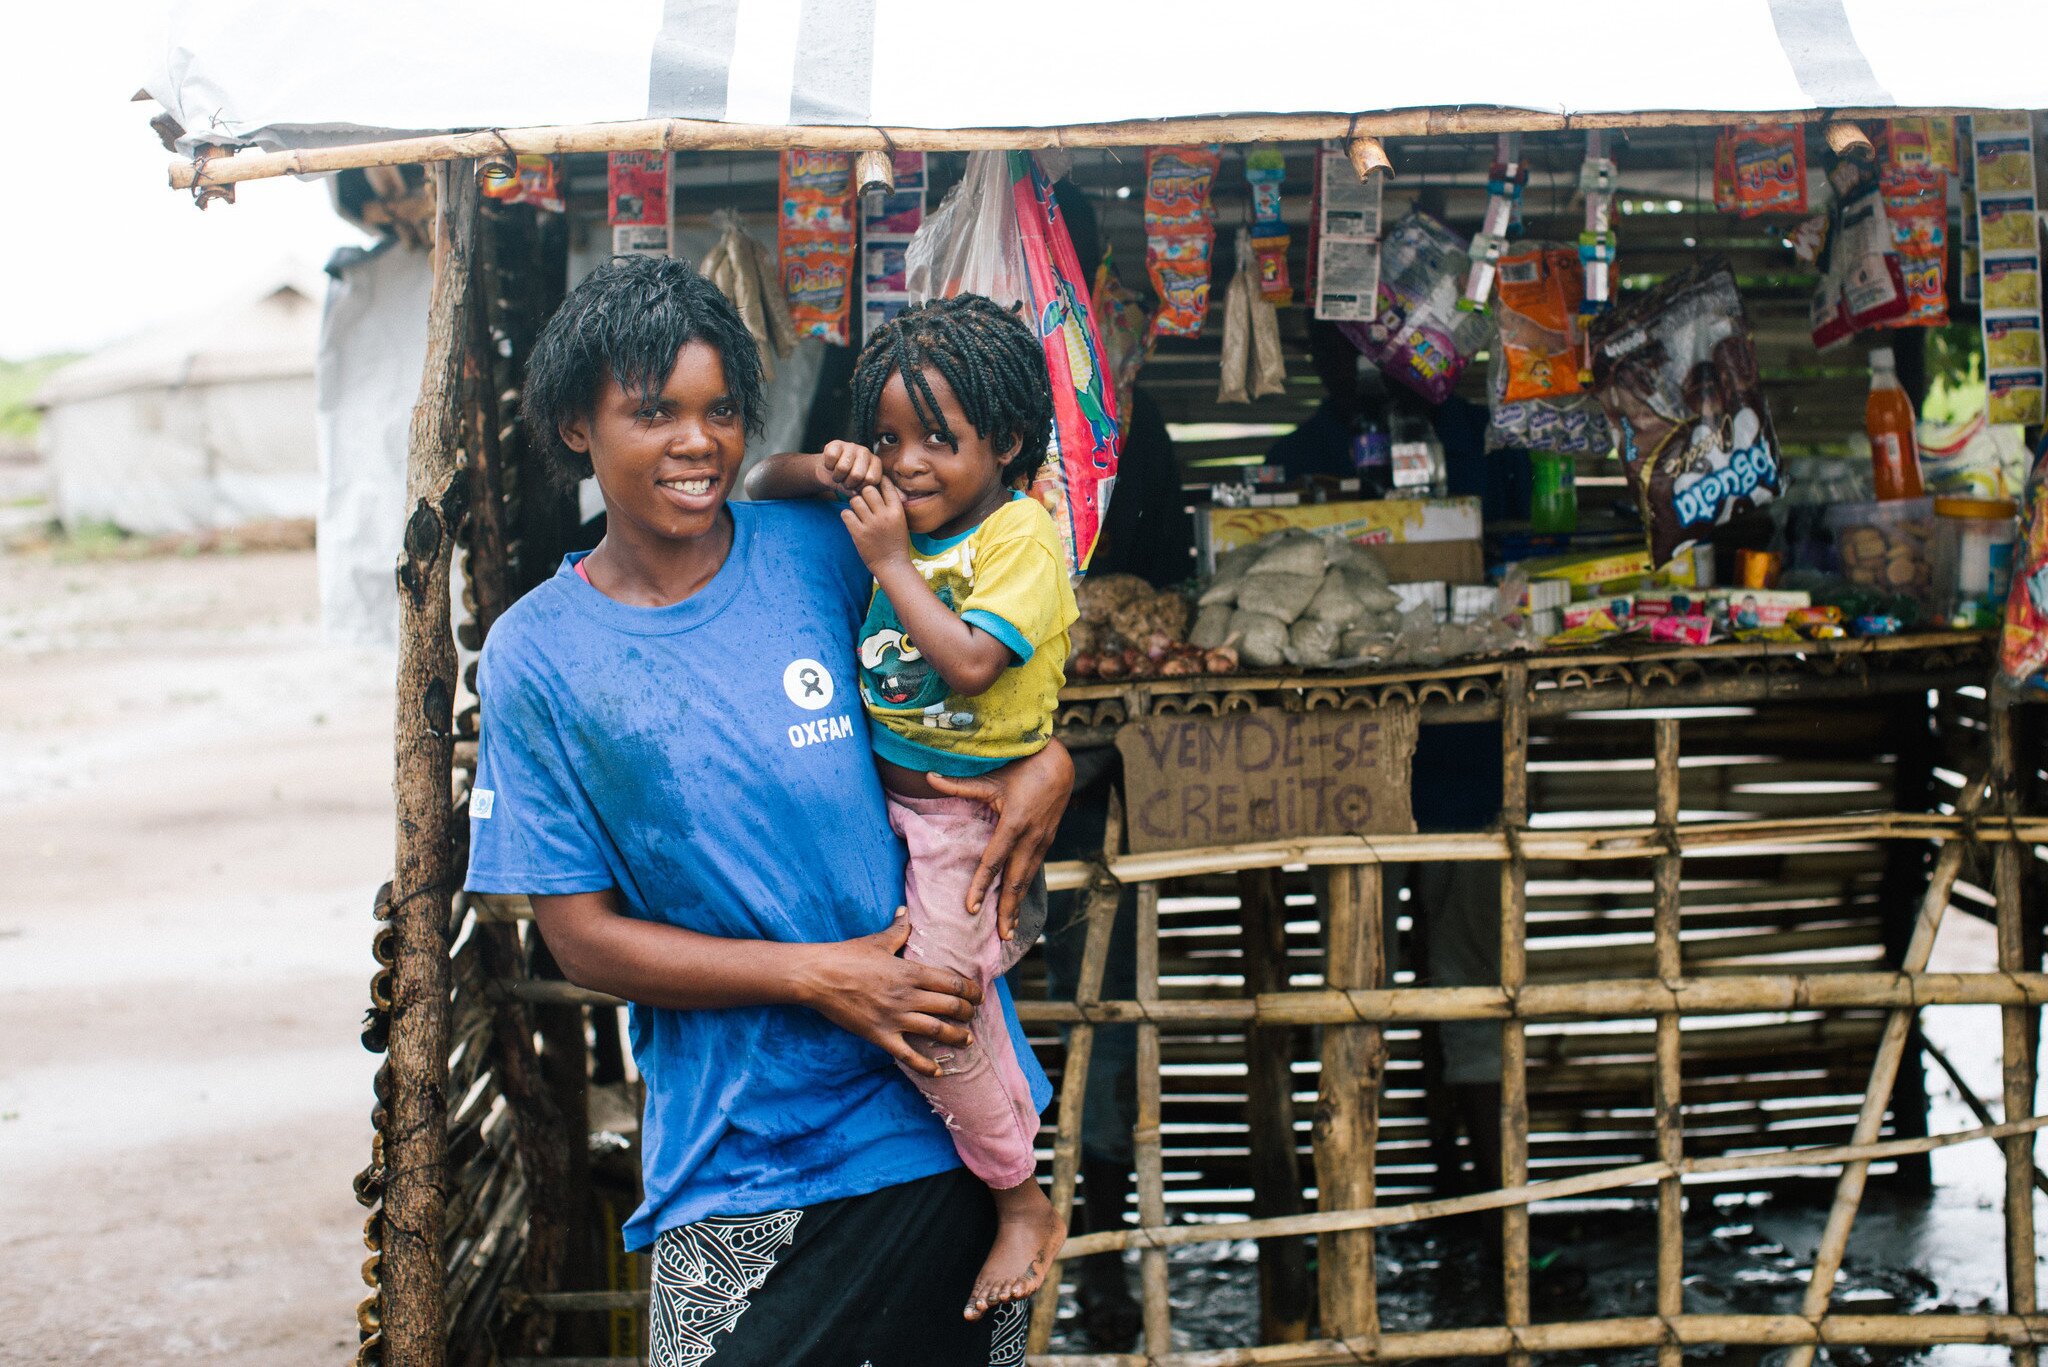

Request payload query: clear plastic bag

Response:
[905,151,1029,309]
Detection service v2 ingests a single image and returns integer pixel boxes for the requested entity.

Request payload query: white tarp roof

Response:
[148,0,2048,154]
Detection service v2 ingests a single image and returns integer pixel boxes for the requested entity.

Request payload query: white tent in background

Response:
[36,276,321,536]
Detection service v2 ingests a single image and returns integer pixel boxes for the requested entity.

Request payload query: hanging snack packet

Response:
[483,155,565,213]
[1245,149,1293,304]
[1880,164,1949,327]
[1486,244,1609,455]
[1885,117,1959,175]
[1999,435,2048,692]
[778,150,856,344]
[1589,259,1785,565]
[608,151,671,255]
[1218,228,1287,404]
[1144,145,1221,339]
[1339,210,1490,405]
[1810,178,1909,349]
[1713,124,1808,218]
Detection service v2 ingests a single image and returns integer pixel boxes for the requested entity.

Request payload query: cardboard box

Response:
[1200,498,1485,572]
[1374,539,1485,585]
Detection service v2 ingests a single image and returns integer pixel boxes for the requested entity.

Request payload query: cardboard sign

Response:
[1117,705,1417,855]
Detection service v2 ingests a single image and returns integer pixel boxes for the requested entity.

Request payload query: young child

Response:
[746,294,1076,1317]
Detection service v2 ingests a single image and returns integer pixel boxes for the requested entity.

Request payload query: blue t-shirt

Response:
[464,500,1051,1250]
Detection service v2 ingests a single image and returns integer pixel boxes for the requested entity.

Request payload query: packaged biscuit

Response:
[1713,123,1808,218]
[1590,259,1784,565]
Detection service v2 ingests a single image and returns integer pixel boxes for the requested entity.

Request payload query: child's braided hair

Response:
[849,294,1054,486]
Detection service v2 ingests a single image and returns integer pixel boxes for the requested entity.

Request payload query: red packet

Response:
[607,152,669,225]
[779,151,856,344]
[483,155,564,213]
[1144,145,1220,339]
[1713,124,1808,218]
[1880,165,1950,327]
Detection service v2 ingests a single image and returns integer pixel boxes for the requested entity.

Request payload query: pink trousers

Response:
[886,792,1041,1190]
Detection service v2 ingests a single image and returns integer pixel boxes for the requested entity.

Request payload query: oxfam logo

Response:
[782,658,833,710]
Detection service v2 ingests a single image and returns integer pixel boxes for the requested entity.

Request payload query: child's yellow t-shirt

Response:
[856,494,1078,776]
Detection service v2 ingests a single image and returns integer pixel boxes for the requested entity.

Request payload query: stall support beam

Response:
[1782,763,1992,1367]
[1240,867,1311,1343]
[1313,865,1384,1341]
[1498,665,1531,1366]
[1995,703,2041,1367]
[1028,795,1126,1355]
[1652,719,1685,1367]
[1135,881,1172,1356]
[385,157,477,1367]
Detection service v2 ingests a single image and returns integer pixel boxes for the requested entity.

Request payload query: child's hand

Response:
[817,441,885,498]
[841,480,912,571]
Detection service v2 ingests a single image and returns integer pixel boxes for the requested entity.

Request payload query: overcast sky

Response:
[1,3,370,361]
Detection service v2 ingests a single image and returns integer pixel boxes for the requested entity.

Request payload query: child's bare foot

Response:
[963,1178,1066,1321]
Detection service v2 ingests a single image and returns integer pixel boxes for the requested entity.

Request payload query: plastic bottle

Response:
[1865,347,1924,501]
[1349,370,1393,499]
[1529,451,1578,533]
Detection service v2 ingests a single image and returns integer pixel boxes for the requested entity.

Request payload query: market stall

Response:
[141,6,2048,1364]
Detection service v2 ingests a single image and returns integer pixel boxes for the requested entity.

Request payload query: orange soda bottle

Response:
[1865,347,1924,501]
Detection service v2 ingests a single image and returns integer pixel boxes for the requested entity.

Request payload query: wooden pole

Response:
[1651,719,1685,1367]
[1008,1310,2048,1367]
[1028,793,1127,1354]
[1994,702,2042,1367]
[167,105,1993,190]
[1919,1036,2048,1197]
[1781,765,1993,1367]
[384,157,477,1367]
[1239,868,1310,1342]
[513,969,2048,1022]
[1312,865,1383,1341]
[1134,880,1172,1356]
[1048,1114,2048,1260]
[1497,664,1531,1366]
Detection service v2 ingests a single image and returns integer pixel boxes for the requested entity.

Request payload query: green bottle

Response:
[1530,450,1578,534]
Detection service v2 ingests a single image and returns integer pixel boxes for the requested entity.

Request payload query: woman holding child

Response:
[464,254,1075,1364]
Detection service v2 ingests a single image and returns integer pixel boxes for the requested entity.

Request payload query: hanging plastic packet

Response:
[1879,164,1949,327]
[2000,434,2048,691]
[1577,132,1619,382]
[778,151,857,344]
[700,210,797,380]
[1810,174,1910,350]
[1486,245,1613,455]
[1461,133,1526,310]
[1712,124,1808,218]
[1589,258,1785,566]
[1885,116,1960,175]
[608,151,671,255]
[1244,149,1293,305]
[1971,113,2045,427]
[1092,246,1150,436]
[1144,145,1221,340]
[482,154,565,213]
[1218,228,1287,404]
[1339,210,1490,404]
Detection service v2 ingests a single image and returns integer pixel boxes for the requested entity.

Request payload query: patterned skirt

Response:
[648,1167,1028,1366]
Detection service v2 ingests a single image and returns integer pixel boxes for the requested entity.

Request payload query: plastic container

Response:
[1865,347,1925,501]
[1931,496,2018,629]
[1826,496,1935,609]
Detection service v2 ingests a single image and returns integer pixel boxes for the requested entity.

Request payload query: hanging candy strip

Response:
[1576,130,1619,382]
[1459,133,1526,312]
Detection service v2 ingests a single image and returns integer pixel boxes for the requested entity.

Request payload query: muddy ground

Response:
[1,547,392,1364]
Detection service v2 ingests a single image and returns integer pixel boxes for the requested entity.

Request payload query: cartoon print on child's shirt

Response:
[858,584,973,726]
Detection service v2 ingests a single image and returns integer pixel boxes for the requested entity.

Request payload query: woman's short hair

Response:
[522,254,765,480]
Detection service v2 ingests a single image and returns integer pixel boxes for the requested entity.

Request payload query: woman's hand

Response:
[841,481,913,573]
[793,910,982,1077]
[817,440,885,498]
[927,738,1074,940]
